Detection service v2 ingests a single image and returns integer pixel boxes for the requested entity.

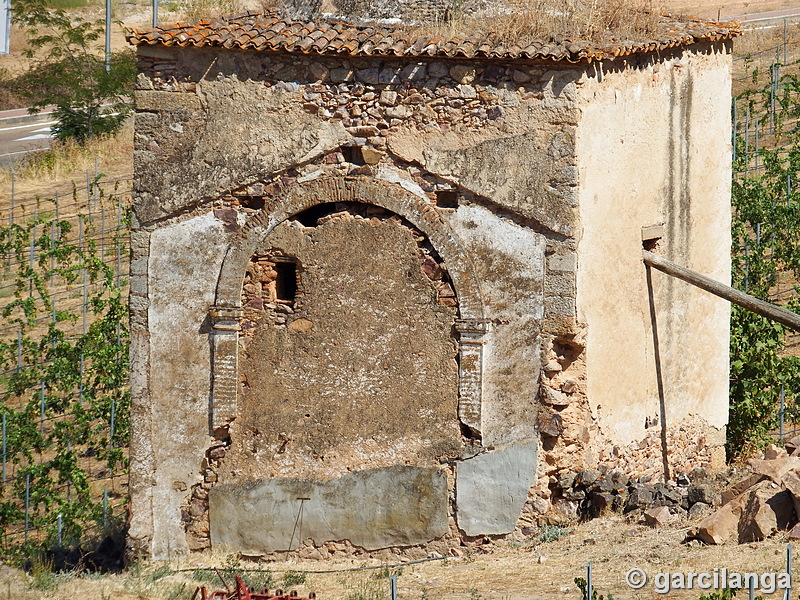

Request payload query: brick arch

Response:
[214,177,484,320]
[208,176,488,435]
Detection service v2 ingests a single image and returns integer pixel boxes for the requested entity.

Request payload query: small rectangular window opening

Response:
[341,146,366,166]
[436,190,459,209]
[274,261,298,304]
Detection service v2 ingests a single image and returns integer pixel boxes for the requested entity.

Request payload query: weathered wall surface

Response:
[131,46,560,558]
[227,212,462,482]
[128,211,236,557]
[210,466,449,552]
[448,204,545,447]
[568,44,732,478]
[130,38,732,557]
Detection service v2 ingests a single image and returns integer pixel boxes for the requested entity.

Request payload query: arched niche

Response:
[208,176,488,438]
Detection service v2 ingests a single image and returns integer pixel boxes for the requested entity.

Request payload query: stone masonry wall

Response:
[130,40,731,558]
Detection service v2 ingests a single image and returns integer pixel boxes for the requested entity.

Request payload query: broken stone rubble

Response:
[552,465,716,521]
[687,445,800,545]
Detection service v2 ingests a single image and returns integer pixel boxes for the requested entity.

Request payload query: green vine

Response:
[0,182,129,554]
[729,70,800,457]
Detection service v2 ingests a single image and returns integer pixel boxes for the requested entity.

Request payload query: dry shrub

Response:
[417,0,664,43]
[732,24,783,58]
[184,0,262,20]
[260,0,664,41]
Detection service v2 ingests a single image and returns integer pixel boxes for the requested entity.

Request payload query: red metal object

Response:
[191,574,316,600]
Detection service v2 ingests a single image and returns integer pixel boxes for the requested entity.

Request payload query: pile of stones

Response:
[554,466,718,523]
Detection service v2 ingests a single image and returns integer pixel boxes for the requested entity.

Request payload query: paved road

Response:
[0,108,56,169]
[736,7,800,24]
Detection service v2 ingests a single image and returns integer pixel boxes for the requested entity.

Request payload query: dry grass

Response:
[448,0,664,43]
[262,0,663,42]
[0,515,798,600]
[184,0,263,20]
[0,121,134,215]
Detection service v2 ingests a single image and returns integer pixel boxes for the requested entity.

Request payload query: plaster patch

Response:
[209,466,449,552]
[456,443,538,536]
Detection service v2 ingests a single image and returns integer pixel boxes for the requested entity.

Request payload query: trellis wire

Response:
[0,169,131,550]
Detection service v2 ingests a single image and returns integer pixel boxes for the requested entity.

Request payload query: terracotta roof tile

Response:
[127,11,741,63]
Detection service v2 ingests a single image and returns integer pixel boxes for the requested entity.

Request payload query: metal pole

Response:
[49,220,55,287]
[40,382,45,435]
[105,0,111,73]
[152,0,158,27]
[0,0,9,55]
[116,195,121,290]
[746,103,750,171]
[66,441,71,503]
[86,171,91,215]
[103,488,108,528]
[587,562,592,600]
[82,268,87,334]
[770,62,775,134]
[756,119,760,171]
[16,329,21,373]
[109,396,115,450]
[24,473,30,544]
[29,221,35,295]
[2,414,6,486]
[781,386,786,444]
[390,574,397,600]
[733,97,738,163]
[784,544,792,600]
[57,513,62,547]
[101,207,105,261]
[6,212,11,269]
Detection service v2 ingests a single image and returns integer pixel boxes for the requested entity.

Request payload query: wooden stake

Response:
[643,251,800,332]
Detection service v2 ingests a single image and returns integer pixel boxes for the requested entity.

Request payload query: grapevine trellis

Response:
[0,170,131,555]
[729,25,800,455]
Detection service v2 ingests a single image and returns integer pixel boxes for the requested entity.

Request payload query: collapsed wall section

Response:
[533,43,733,519]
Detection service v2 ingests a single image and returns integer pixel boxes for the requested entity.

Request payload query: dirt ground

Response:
[1,513,798,600]
[1,3,799,600]
[666,0,798,19]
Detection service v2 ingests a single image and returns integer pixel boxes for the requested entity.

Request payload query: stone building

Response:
[127,12,739,559]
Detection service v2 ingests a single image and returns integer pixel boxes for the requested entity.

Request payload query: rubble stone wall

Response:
[129,40,732,558]
[534,43,732,512]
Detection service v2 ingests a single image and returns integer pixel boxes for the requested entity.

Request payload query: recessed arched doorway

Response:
[230,201,463,480]
[205,179,488,554]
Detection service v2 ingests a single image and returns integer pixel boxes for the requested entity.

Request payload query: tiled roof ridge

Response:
[127,10,741,64]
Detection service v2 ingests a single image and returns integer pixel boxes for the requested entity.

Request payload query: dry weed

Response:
[184,0,263,20]
[265,0,666,43]
[454,0,664,43]
[0,121,134,207]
